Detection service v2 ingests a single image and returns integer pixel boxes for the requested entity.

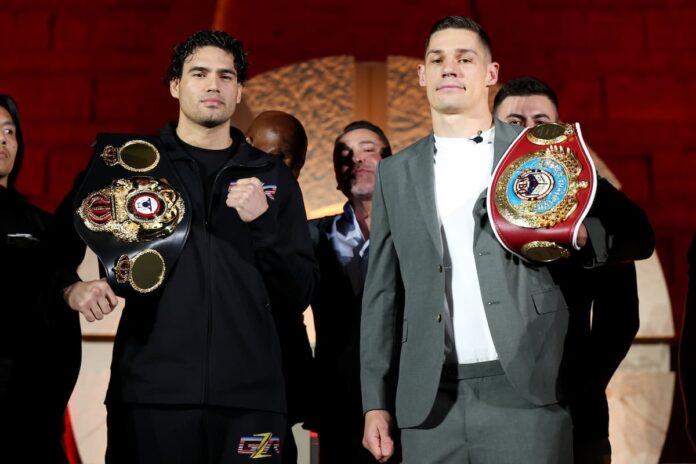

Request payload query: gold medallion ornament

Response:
[114,250,166,293]
[77,176,186,242]
[525,122,574,146]
[101,140,160,172]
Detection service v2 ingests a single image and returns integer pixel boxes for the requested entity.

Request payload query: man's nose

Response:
[441,57,459,77]
[352,150,365,164]
[207,76,221,92]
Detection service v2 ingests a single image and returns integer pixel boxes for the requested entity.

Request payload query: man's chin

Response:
[200,117,229,129]
[350,185,374,200]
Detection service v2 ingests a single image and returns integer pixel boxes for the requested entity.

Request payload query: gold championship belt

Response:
[73,135,191,296]
[487,122,597,262]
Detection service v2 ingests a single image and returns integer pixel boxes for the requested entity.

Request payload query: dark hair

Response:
[492,76,559,115]
[166,30,248,85]
[426,16,492,57]
[335,121,392,159]
[0,94,24,189]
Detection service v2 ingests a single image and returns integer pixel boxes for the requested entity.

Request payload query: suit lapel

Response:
[404,135,442,255]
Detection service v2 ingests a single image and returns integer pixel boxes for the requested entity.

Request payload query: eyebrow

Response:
[505,112,551,120]
[188,66,237,76]
[426,48,478,57]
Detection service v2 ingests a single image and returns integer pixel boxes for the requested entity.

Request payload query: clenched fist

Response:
[63,278,118,322]
[226,177,269,222]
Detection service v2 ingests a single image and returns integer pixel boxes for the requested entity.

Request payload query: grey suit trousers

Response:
[400,361,573,464]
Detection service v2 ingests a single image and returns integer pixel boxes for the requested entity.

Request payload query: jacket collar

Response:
[159,122,270,168]
[405,120,523,253]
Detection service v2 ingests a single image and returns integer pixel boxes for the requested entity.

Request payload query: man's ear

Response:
[417,64,426,87]
[486,62,500,87]
[236,84,243,104]
[170,79,180,99]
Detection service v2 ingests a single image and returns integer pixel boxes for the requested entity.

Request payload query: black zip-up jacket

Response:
[57,123,317,414]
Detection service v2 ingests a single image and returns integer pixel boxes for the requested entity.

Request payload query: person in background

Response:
[311,121,399,464]
[493,76,640,464]
[246,110,308,179]
[0,94,81,463]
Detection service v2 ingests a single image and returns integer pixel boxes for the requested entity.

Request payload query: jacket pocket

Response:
[531,287,568,315]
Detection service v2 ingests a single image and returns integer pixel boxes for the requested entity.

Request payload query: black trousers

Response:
[106,404,287,464]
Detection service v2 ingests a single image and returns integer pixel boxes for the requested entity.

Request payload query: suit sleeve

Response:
[582,178,655,266]
[248,167,318,314]
[360,162,401,413]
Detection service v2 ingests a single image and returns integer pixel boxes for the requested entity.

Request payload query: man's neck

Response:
[431,108,493,138]
[350,197,372,240]
[176,118,233,150]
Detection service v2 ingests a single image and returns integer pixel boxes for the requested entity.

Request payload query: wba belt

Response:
[73,134,191,297]
[487,123,597,262]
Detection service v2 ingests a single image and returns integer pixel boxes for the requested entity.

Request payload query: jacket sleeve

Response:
[582,178,655,267]
[48,173,89,294]
[247,167,318,314]
[360,162,401,413]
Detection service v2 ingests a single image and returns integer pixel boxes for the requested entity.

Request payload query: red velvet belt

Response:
[487,123,597,262]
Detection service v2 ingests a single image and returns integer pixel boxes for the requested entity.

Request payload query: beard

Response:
[198,113,229,128]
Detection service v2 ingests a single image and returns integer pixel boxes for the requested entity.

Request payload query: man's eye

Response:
[3,128,14,135]
[508,120,522,126]
[431,58,442,64]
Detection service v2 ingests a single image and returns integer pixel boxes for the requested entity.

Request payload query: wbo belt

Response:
[73,135,191,297]
[487,122,597,263]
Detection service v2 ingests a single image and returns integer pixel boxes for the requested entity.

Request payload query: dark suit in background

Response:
[310,211,394,464]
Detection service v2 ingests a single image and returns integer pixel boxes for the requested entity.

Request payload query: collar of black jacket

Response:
[159,121,271,168]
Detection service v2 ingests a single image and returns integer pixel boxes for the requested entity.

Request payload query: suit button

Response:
[438,265,443,272]
[437,314,442,322]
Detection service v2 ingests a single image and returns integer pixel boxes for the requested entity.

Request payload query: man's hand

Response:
[63,278,118,322]
[363,409,394,462]
[226,177,269,223]
[577,224,588,248]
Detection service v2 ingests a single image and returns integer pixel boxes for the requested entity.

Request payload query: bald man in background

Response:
[247,111,308,179]
[246,111,312,464]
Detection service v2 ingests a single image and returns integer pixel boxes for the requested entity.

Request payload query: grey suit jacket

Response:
[360,119,654,429]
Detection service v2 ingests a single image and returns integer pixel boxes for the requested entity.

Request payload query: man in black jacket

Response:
[493,77,640,464]
[59,31,317,463]
[0,94,81,463]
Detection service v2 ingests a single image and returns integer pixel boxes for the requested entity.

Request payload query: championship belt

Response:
[73,135,191,296]
[487,122,597,263]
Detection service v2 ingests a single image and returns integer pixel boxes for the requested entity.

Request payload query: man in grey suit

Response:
[360,16,655,463]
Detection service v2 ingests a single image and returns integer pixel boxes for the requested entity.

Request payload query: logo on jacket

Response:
[237,432,281,459]
[228,182,278,200]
